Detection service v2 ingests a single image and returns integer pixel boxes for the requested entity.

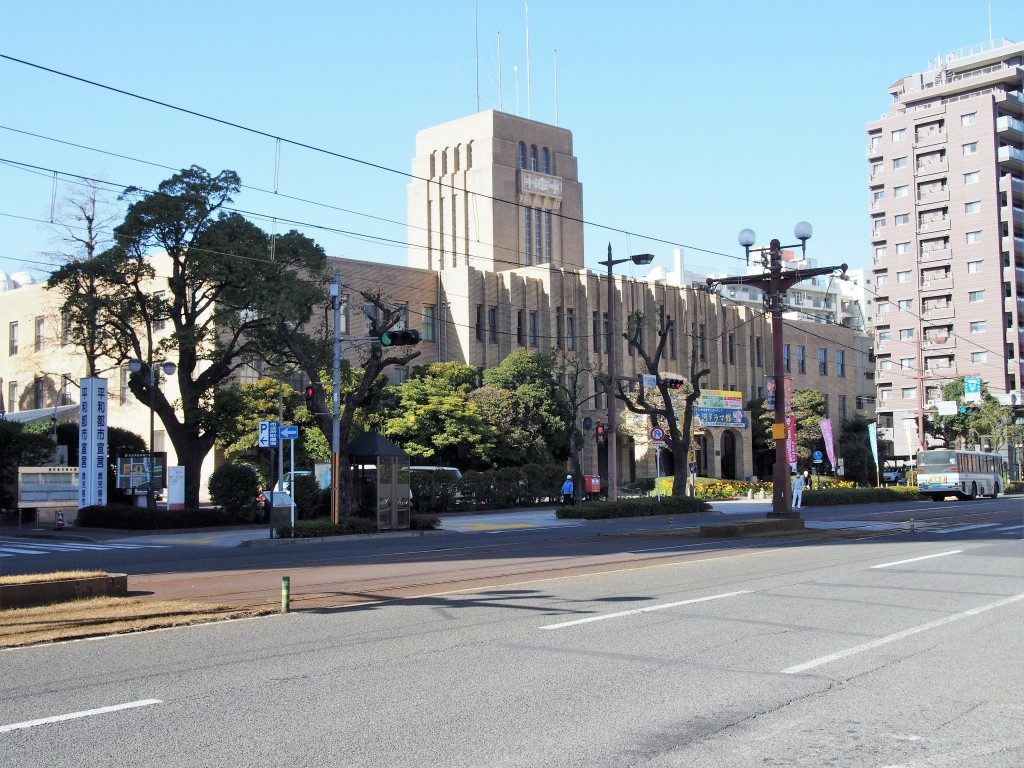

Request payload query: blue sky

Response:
[1,1,1021,282]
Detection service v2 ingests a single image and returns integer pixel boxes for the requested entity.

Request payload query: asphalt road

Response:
[1,497,1022,766]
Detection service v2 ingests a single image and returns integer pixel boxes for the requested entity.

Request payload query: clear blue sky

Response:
[1,1,1020,282]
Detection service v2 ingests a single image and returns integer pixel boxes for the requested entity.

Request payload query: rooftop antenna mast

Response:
[988,3,993,46]
[474,0,480,112]
[497,31,503,110]
[553,49,559,126]
[514,65,520,115]
[525,1,532,118]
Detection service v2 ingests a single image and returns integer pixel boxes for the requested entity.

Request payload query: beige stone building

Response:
[866,38,1024,463]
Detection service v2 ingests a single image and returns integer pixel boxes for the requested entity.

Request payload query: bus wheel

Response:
[968,483,977,500]
[930,494,944,502]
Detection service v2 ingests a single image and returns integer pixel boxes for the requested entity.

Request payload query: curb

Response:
[240,528,450,547]
[0,573,128,610]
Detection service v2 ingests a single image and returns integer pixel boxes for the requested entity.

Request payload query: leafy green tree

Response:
[0,421,56,510]
[927,378,1016,451]
[745,397,772,479]
[469,385,553,468]
[837,413,876,485]
[791,389,826,470]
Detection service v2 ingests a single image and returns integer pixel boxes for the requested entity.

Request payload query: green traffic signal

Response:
[379,329,421,347]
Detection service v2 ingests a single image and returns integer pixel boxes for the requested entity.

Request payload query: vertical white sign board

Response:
[78,377,109,508]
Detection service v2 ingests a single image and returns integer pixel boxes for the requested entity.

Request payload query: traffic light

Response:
[380,329,422,347]
[662,377,684,390]
[304,385,315,408]
[595,422,606,445]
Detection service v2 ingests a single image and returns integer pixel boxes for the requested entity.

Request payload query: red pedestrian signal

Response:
[304,385,315,408]
[595,422,606,445]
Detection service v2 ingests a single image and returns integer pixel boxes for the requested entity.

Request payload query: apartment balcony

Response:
[921,303,955,320]
[919,247,952,263]
[922,335,956,352]
[870,225,886,241]
[914,130,946,149]
[915,160,948,176]
[917,187,949,204]
[1005,234,1024,254]
[921,275,953,292]
[998,115,1024,142]
[918,217,951,234]
[994,90,1024,116]
[999,145,1024,172]
[1001,175,1024,202]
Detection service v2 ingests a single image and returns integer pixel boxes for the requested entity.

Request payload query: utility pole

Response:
[330,276,342,524]
[707,224,846,518]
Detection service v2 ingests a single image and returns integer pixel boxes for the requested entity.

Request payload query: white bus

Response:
[916,449,1005,501]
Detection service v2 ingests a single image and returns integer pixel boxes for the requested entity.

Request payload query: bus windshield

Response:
[917,450,956,470]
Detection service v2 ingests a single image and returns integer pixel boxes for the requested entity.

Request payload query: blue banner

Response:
[867,422,879,471]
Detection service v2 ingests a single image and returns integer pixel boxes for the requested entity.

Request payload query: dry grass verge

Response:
[0,570,107,586]
[0,596,276,649]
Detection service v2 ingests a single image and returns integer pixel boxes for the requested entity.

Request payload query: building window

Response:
[899,328,915,341]
[529,144,538,171]
[699,323,707,360]
[783,343,791,373]
[897,299,912,312]
[894,184,909,198]
[872,188,884,203]
[488,306,498,342]
[964,171,979,184]
[875,246,887,258]
[475,305,484,342]
[962,142,978,156]
[153,290,166,332]
[517,142,526,169]
[603,313,610,353]
[555,307,564,348]
[818,347,828,375]
[32,377,44,409]
[965,201,981,214]
[797,345,806,374]
[528,311,539,347]
[524,208,533,265]
[755,336,763,368]
[894,213,910,226]
[968,290,985,303]
[838,395,847,423]
[8,380,17,411]
[822,393,829,419]
[967,260,983,273]
[515,309,525,345]
[970,320,986,334]
[872,216,885,230]
[422,305,436,342]
[965,230,981,244]
[895,242,910,255]
[891,128,906,142]
[901,387,917,399]
[566,309,576,351]
[900,357,914,370]
[593,378,603,409]
[592,312,601,353]
[892,156,907,170]
[877,301,890,315]
[728,334,736,364]
[897,270,911,283]
[961,112,976,126]
[669,323,676,360]
[34,316,44,352]
[544,211,553,261]
[836,350,846,377]
[541,147,551,173]
[971,351,987,363]
[879,388,891,402]
[8,321,18,356]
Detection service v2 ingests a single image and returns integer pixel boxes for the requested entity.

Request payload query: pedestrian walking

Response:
[792,471,805,509]
[561,474,575,506]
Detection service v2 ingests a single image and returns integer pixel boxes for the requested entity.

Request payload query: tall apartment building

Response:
[867,38,1024,461]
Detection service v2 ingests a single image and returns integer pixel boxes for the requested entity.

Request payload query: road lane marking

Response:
[870,550,962,569]
[782,592,1024,674]
[539,590,751,630]
[994,524,1023,534]
[0,699,162,733]
[935,523,1001,535]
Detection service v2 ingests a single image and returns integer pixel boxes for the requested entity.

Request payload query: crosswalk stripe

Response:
[0,539,170,557]
[935,523,1001,534]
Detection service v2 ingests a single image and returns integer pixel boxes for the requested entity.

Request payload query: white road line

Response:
[782,592,1024,675]
[994,524,1024,534]
[870,550,962,569]
[935,523,1001,535]
[539,590,750,630]
[0,699,162,734]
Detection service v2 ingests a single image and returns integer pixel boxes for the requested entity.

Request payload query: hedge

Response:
[275,516,376,538]
[77,505,233,530]
[802,486,928,506]
[556,495,711,520]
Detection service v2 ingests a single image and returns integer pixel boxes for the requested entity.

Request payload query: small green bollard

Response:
[909,518,915,533]
[281,576,291,614]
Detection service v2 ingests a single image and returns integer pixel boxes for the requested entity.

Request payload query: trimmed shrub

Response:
[77,505,232,530]
[557,495,711,519]
[411,469,460,513]
[1005,481,1024,495]
[292,474,328,520]
[410,514,441,530]
[208,462,261,523]
[276,516,376,538]
[493,466,526,507]
[459,470,493,509]
[803,485,928,506]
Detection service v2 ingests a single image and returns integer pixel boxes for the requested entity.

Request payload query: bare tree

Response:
[552,350,597,499]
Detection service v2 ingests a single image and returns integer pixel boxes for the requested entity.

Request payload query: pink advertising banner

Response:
[786,416,797,468]
[820,418,836,467]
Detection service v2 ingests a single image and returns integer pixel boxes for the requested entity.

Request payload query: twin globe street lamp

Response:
[600,244,655,502]
[128,358,177,512]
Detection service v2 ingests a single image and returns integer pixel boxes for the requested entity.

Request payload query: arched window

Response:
[429,151,436,177]
[541,147,551,174]
[517,142,526,169]
[454,144,461,173]
[441,148,448,176]
[466,141,473,169]
[529,144,538,171]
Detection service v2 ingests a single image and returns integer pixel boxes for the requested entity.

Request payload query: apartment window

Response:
[880,387,891,402]
[891,128,906,142]
[968,290,985,303]
[899,328,915,341]
[962,142,978,156]
[488,306,498,342]
[872,188,884,203]
[965,201,981,214]
[818,347,828,376]
[897,299,912,312]
[1008,343,1016,360]
[892,156,907,170]
[872,216,885,231]
[475,305,484,342]
[961,112,976,126]
[894,184,909,198]
[822,393,829,420]
[838,395,848,423]
[728,334,736,364]
[34,316,45,352]
[869,134,881,150]
[894,213,910,226]
[900,357,914,370]
[8,321,18,356]
[878,327,892,341]
[876,273,887,287]
[897,270,911,283]
[964,171,980,184]
[528,311,539,347]
[877,301,891,315]
[517,309,525,345]
[153,290,166,332]
[967,260,983,273]
[797,345,806,374]
[870,161,883,177]
[895,242,910,255]
[969,320,986,333]
[555,307,564,348]
[566,309,576,351]
[1007,312,1014,329]
[880,358,893,371]
[836,349,846,377]
[422,305,436,342]
[783,343,791,373]
[875,246,887,258]
[755,336,763,368]
[32,377,44,410]
[965,230,981,244]
[901,387,917,399]
[971,351,987,363]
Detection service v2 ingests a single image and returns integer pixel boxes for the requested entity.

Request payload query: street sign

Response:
[650,426,665,444]
[812,450,823,464]
[259,421,280,447]
[280,425,299,440]
[964,376,982,403]
[582,417,593,430]
[641,374,657,389]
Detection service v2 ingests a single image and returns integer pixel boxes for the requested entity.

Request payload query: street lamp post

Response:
[128,358,176,512]
[600,244,654,502]
[707,223,847,518]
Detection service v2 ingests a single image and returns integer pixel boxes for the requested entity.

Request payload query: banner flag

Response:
[786,416,797,469]
[820,418,836,468]
[867,422,879,473]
